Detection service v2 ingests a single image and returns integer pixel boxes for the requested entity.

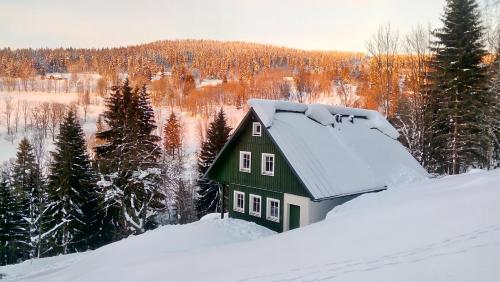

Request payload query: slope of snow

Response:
[0,218,274,281]
[2,169,499,281]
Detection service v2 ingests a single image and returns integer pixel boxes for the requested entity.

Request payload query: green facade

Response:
[208,111,310,232]
[228,184,284,232]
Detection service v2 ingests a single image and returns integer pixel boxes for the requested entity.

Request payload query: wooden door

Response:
[289,204,300,230]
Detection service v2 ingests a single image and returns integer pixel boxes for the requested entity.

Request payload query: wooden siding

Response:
[210,112,309,198]
[228,184,284,232]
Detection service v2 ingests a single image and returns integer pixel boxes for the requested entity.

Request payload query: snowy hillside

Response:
[0,89,245,169]
[1,169,499,281]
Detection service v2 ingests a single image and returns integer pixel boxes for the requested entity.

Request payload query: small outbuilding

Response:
[205,99,428,232]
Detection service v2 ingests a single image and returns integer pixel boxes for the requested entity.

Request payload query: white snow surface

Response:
[325,105,399,138]
[248,99,399,138]
[305,104,336,126]
[248,99,428,199]
[2,169,499,281]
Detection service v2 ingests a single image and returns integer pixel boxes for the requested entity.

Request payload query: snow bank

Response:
[199,212,228,221]
[0,218,274,281]
[3,170,499,282]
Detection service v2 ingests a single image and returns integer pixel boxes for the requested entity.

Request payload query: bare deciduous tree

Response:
[294,68,313,103]
[4,97,13,136]
[49,102,66,141]
[22,100,30,132]
[366,23,400,117]
[393,26,431,163]
[80,90,91,122]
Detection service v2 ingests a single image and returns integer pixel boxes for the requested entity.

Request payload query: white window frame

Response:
[261,153,275,176]
[266,198,280,222]
[239,151,251,173]
[233,191,245,213]
[249,194,262,217]
[252,122,262,137]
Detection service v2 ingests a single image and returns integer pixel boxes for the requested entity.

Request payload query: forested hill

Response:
[0,39,363,81]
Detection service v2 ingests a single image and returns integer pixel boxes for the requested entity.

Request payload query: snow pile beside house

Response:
[0,217,274,281]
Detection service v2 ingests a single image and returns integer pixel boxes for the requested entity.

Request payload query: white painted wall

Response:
[283,193,310,231]
[283,193,359,231]
[309,196,356,223]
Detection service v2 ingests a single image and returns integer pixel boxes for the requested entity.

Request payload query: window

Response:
[261,153,275,176]
[266,198,280,222]
[252,122,262,136]
[239,151,251,173]
[233,191,245,213]
[249,194,262,217]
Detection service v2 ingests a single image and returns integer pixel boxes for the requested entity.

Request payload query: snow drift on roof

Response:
[248,99,399,138]
[305,104,336,126]
[248,99,275,127]
[247,99,428,200]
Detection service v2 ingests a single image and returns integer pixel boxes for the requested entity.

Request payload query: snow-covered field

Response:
[1,169,499,281]
[0,89,245,172]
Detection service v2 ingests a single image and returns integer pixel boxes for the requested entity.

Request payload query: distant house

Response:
[205,99,428,232]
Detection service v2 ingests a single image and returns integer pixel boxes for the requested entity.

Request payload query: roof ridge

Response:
[247,99,399,139]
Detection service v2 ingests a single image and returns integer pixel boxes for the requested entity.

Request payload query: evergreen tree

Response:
[424,0,490,174]
[137,85,159,138]
[0,170,23,265]
[95,80,164,239]
[43,110,99,255]
[163,112,182,159]
[95,79,130,170]
[486,38,500,167]
[196,108,231,217]
[11,138,43,260]
[125,84,163,232]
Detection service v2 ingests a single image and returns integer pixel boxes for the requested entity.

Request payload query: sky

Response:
[0,0,496,52]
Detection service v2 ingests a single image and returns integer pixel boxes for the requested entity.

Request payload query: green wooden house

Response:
[205,99,428,232]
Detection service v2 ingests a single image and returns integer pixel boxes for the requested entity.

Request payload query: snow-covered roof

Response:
[248,99,429,200]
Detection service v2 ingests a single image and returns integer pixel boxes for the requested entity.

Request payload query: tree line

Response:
[386,0,499,174]
[0,79,215,265]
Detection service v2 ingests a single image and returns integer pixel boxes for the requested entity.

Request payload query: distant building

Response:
[199,78,223,88]
[205,99,428,232]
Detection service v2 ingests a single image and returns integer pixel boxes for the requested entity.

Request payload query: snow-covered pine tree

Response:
[95,80,129,171]
[11,138,44,260]
[128,84,163,232]
[196,108,231,217]
[424,0,490,174]
[0,170,24,265]
[43,110,99,256]
[95,80,164,239]
[486,37,500,167]
[95,79,134,242]
[163,112,182,159]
